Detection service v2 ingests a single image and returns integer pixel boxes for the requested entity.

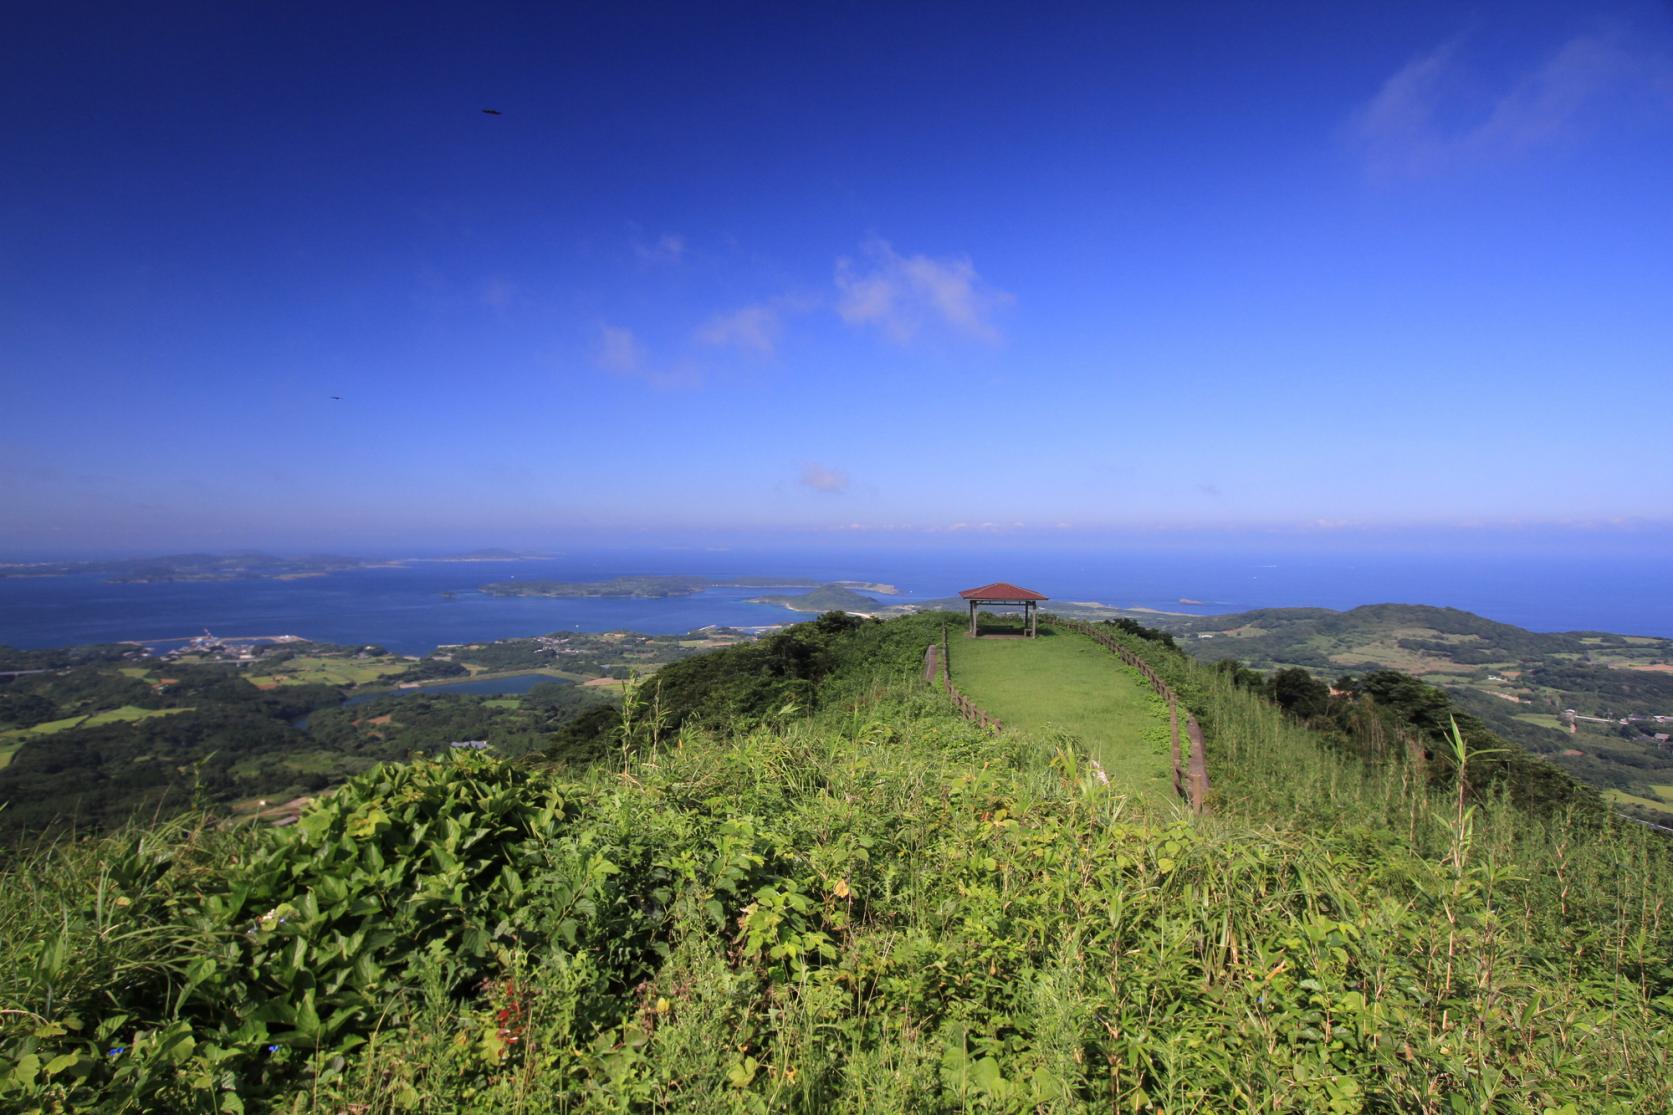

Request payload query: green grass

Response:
[1513,712,1569,732]
[949,624,1176,802]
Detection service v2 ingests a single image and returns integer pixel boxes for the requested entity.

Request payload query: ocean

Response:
[0,546,1668,654]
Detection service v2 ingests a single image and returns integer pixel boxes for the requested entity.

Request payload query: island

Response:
[747,583,886,614]
[0,552,402,584]
[479,575,899,599]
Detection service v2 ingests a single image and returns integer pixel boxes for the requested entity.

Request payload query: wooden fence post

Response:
[1170,695,1184,800]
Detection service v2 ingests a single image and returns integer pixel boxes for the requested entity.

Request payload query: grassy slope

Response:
[2,613,1670,1112]
[950,625,1175,802]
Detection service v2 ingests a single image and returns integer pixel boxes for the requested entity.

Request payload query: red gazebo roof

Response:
[959,582,1048,602]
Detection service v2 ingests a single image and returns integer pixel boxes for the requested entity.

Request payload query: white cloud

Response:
[799,462,849,494]
[596,324,646,375]
[696,304,780,356]
[1351,29,1673,178]
[633,233,686,265]
[835,238,1012,343]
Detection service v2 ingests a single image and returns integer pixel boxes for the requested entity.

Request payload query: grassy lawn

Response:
[0,706,194,769]
[949,624,1175,804]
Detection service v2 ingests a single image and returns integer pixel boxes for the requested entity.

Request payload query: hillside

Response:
[1137,603,1673,822]
[2,611,1668,1111]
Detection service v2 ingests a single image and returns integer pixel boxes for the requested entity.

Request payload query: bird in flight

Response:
[481,108,502,116]
[330,395,342,400]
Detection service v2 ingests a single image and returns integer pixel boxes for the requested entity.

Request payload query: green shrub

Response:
[2,614,1669,1112]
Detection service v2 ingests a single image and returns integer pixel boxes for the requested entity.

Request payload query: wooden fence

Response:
[1045,617,1213,814]
[923,642,1003,733]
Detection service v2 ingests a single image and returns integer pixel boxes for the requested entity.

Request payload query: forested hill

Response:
[3,610,1667,1111]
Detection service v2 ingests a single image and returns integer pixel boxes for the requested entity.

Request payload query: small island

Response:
[747,583,885,614]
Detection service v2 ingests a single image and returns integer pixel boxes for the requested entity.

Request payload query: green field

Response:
[245,656,411,687]
[1604,788,1673,817]
[0,706,194,769]
[949,624,1176,803]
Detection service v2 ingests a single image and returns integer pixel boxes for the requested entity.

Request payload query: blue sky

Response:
[3,1,1671,556]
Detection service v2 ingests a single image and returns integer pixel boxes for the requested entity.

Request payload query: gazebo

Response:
[959,582,1048,638]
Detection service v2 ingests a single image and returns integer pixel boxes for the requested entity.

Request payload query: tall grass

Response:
[2,615,1669,1111]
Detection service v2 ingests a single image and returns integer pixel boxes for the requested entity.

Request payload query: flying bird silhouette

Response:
[330,395,342,400]
[481,108,502,116]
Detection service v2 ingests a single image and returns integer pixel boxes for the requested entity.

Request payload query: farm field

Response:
[245,655,412,687]
[1604,787,1672,813]
[0,705,193,768]
[949,623,1175,803]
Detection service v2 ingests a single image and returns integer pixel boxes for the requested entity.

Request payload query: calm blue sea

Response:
[0,547,1668,654]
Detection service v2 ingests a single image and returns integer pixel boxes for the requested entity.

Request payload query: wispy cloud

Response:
[696,303,781,356]
[632,232,686,265]
[596,324,646,375]
[1351,29,1673,178]
[835,238,1012,343]
[799,462,849,494]
[593,323,702,389]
